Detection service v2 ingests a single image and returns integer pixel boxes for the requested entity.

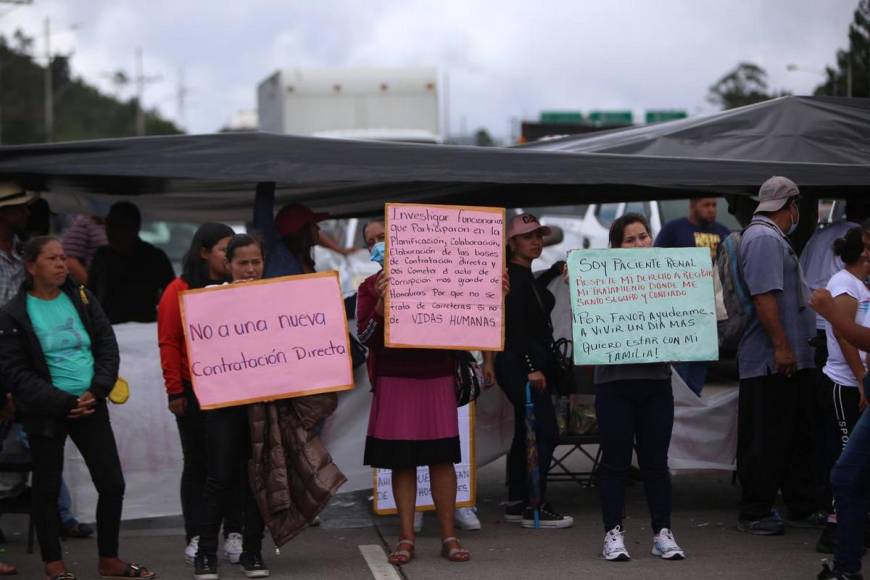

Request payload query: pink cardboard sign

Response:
[385,203,505,351]
[180,272,354,409]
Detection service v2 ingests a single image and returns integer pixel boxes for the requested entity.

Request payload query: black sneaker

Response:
[817,558,864,580]
[818,524,838,554]
[193,553,219,580]
[521,504,574,529]
[503,501,524,523]
[738,511,785,536]
[239,551,270,578]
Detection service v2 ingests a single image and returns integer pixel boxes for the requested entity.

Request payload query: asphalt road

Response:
[0,454,839,580]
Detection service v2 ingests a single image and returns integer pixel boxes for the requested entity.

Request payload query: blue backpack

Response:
[715,220,779,351]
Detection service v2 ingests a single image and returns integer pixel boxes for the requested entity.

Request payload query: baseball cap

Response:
[0,182,39,209]
[754,176,800,213]
[274,203,329,237]
[507,213,552,239]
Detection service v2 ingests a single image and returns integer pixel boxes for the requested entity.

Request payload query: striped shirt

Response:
[61,214,107,268]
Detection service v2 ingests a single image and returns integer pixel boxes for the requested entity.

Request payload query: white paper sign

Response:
[373,403,476,513]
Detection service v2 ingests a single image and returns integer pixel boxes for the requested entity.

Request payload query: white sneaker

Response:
[602,526,630,561]
[413,511,423,533]
[223,532,243,564]
[455,507,482,531]
[184,535,199,565]
[651,528,685,560]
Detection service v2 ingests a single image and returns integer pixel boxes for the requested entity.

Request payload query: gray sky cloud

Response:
[0,0,859,138]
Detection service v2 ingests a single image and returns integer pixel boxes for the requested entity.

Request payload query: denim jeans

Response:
[831,405,870,574]
[595,379,674,533]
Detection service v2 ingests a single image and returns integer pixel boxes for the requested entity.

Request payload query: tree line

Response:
[0,30,181,145]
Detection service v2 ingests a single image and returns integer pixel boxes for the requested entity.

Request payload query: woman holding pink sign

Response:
[192,234,269,580]
[156,222,244,565]
[357,219,471,565]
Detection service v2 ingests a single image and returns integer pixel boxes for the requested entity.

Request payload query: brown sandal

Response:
[441,537,471,562]
[99,562,155,579]
[387,539,415,566]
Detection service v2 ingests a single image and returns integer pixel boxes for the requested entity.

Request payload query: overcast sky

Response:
[0,0,859,139]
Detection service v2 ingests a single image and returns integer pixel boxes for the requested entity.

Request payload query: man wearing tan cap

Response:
[0,182,38,307]
[736,176,818,536]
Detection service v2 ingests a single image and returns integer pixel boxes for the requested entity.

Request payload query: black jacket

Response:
[0,279,119,437]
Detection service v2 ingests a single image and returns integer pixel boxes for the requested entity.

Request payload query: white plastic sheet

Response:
[65,300,737,521]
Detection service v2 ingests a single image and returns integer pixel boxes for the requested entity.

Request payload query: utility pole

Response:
[44,16,53,142]
[133,47,161,136]
[176,67,188,131]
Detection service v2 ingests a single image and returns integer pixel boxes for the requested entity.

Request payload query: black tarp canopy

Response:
[0,96,867,220]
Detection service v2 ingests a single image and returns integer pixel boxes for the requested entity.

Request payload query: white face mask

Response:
[786,204,799,236]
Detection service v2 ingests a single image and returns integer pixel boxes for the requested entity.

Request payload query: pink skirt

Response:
[364,375,460,469]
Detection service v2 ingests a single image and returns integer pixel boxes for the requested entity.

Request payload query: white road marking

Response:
[359,544,403,580]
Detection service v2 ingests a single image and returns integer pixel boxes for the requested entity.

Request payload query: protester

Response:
[357,218,471,565]
[25,198,55,238]
[815,226,870,554]
[157,222,245,565]
[800,203,869,531]
[810,288,870,580]
[736,176,817,535]
[484,213,573,530]
[253,186,348,278]
[0,183,34,306]
[654,197,731,395]
[193,234,268,580]
[0,186,94,542]
[88,201,175,324]
[592,213,684,562]
[61,214,107,285]
[0,236,155,580]
[357,218,483,533]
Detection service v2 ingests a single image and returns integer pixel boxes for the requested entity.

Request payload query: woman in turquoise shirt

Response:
[0,236,155,580]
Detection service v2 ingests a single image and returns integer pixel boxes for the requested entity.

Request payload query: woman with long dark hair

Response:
[816,226,870,552]
[0,236,155,580]
[596,213,684,562]
[193,234,268,580]
[156,222,244,564]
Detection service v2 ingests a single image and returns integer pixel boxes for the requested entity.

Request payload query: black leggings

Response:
[818,375,861,513]
[495,351,557,505]
[29,401,125,563]
[196,406,264,558]
[176,386,241,543]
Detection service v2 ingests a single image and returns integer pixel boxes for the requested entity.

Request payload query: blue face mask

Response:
[369,241,385,267]
[786,206,799,236]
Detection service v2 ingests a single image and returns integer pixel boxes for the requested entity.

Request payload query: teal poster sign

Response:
[567,247,718,365]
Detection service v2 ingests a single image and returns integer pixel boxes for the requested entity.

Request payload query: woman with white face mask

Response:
[356,218,471,566]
